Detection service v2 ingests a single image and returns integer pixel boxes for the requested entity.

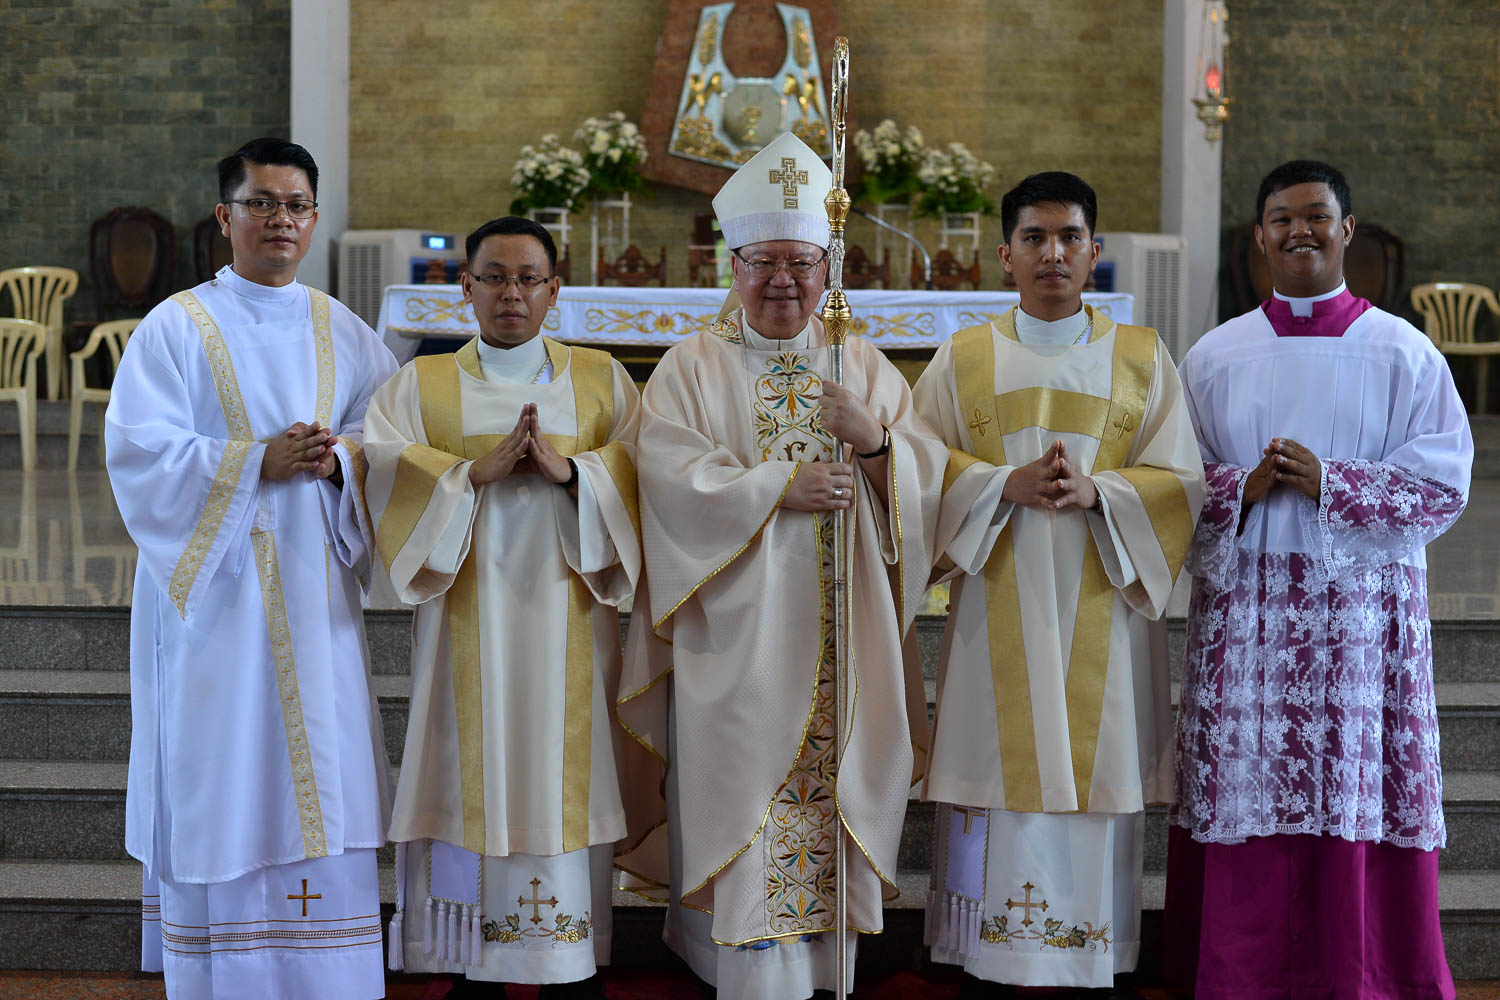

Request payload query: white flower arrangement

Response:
[850,118,924,204]
[509,134,591,214]
[574,110,649,200]
[915,141,997,217]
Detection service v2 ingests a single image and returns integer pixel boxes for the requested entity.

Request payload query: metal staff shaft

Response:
[821,35,853,1000]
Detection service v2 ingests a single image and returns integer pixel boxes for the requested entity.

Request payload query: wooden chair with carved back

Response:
[914,248,981,291]
[193,216,234,283]
[599,245,668,287]
[843,244,890,290]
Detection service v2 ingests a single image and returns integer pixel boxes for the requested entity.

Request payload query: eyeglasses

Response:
[226,198,318,220]
[469,273,553,290]
[733,249,827,279]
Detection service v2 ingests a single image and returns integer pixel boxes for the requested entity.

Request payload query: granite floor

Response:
[2,468,1498,618]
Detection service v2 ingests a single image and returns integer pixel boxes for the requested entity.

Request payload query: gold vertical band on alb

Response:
[820,35,853,1000]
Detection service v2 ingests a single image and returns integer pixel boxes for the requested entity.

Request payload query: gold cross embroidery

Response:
[953,805,986,835]
[1111,409,1136,440]
[768,157,810,209]
[967,407,992,438]
[287,878,321,917]
[1005,881,1048,927]
[518,877,558,926]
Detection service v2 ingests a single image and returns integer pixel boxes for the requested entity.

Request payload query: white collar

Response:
[216,264,303,305]
[1014,305,1089,346]
[475,334,551,384]
[1273,280,1347,318]
[742,312,812,351]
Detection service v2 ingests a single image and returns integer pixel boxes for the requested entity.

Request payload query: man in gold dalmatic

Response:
[615,132,948,1000]
[914,172,1203,994]
[364,217,641,999]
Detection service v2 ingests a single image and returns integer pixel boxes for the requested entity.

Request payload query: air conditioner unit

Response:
[336,229,465,328]
[1096,232,1190,361]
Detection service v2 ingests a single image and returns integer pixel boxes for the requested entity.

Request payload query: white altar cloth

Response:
[376,285,1134,364]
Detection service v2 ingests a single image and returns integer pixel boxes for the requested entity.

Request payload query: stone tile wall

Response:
[348,1,1164,289]
[3,0,290,322]
[1219,1,1500,323]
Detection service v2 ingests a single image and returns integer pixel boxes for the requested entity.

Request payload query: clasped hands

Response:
[1002,440,1098,512]
[1244,437,1321,505]
[783,381,885,513]
[261,422,338,481]
[469,403,573,487]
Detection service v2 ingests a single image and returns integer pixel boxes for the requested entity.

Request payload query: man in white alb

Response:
[107,137,397,999]
[365,216,641,999]
[914,171,1203,994]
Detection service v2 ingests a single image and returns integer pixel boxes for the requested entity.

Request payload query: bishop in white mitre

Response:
[913,172,1203,990]
[363,217,641,998]
[106,139,397,999]
[614,132,948,1000]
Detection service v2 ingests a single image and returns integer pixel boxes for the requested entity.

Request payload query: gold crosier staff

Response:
[820,35,854,1000]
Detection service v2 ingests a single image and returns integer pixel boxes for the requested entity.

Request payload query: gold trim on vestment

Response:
[252,531,329,857]
[941,447,983,495]
[1116,466,1194,586]
[336,436,371,535]
[310,289,335,429]
[167,439,253,617]
[172,291,253,439]
[652,462,803,634]
[447,555,486,853]
[375,444,463,574]
[615,663,674,768]
[1062,533,1114,811]
[994,387,1112,441]
[596,439,641,537]
[456,337,483,379]
[562,573,594,852]
[948,313,1160,812]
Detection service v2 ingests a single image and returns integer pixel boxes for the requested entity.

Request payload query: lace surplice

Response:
[1174,459,1466,849]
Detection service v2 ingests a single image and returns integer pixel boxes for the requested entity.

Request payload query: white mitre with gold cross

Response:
[712,131,832,250]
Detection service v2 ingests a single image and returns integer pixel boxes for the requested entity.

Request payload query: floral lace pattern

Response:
[1174,459,1466,849]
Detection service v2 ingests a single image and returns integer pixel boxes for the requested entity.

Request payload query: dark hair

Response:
[1255,160,1352,223]
[1000,171,1098,243]
[465,216,558,272]
[217,138,319,203]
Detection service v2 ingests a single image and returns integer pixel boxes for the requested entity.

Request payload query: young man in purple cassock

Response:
[1165,159,1473,999]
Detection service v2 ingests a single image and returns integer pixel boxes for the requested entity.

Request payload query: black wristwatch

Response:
[560,458,579,489]
[857,426,891,459]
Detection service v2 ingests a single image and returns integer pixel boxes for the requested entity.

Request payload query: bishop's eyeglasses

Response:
[226,198,318,220]
[733,249,828,279]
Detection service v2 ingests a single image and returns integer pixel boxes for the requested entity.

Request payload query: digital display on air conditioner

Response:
[422,234,453,251]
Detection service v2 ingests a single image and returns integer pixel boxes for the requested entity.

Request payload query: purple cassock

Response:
[1165,286,1473,1000]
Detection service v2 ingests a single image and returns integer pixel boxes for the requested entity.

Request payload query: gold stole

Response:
[949,307,1155,812]
[172,286,337,858]
[411,337,617,854]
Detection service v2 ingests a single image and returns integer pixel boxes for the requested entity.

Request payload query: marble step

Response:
[3,668,1498,776]
[5,606,1500,686]
[2,858,1498,980]
[6,754,1498,876]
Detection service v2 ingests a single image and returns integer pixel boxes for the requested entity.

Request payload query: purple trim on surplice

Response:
[1163,827,1455,1000]
[1260,287,1373,337]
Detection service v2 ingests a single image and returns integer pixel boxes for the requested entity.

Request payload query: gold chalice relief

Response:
[721,80,786,151]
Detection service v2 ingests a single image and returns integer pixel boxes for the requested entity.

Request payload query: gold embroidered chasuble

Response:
[363,336,642,858]
[107,271,397,884]
[914,307,1204,815]
[616,313,948,946]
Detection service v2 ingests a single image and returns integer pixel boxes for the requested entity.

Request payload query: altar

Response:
[377,284,1135,365]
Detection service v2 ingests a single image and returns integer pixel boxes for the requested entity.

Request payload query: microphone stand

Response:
[852,206,932,289]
